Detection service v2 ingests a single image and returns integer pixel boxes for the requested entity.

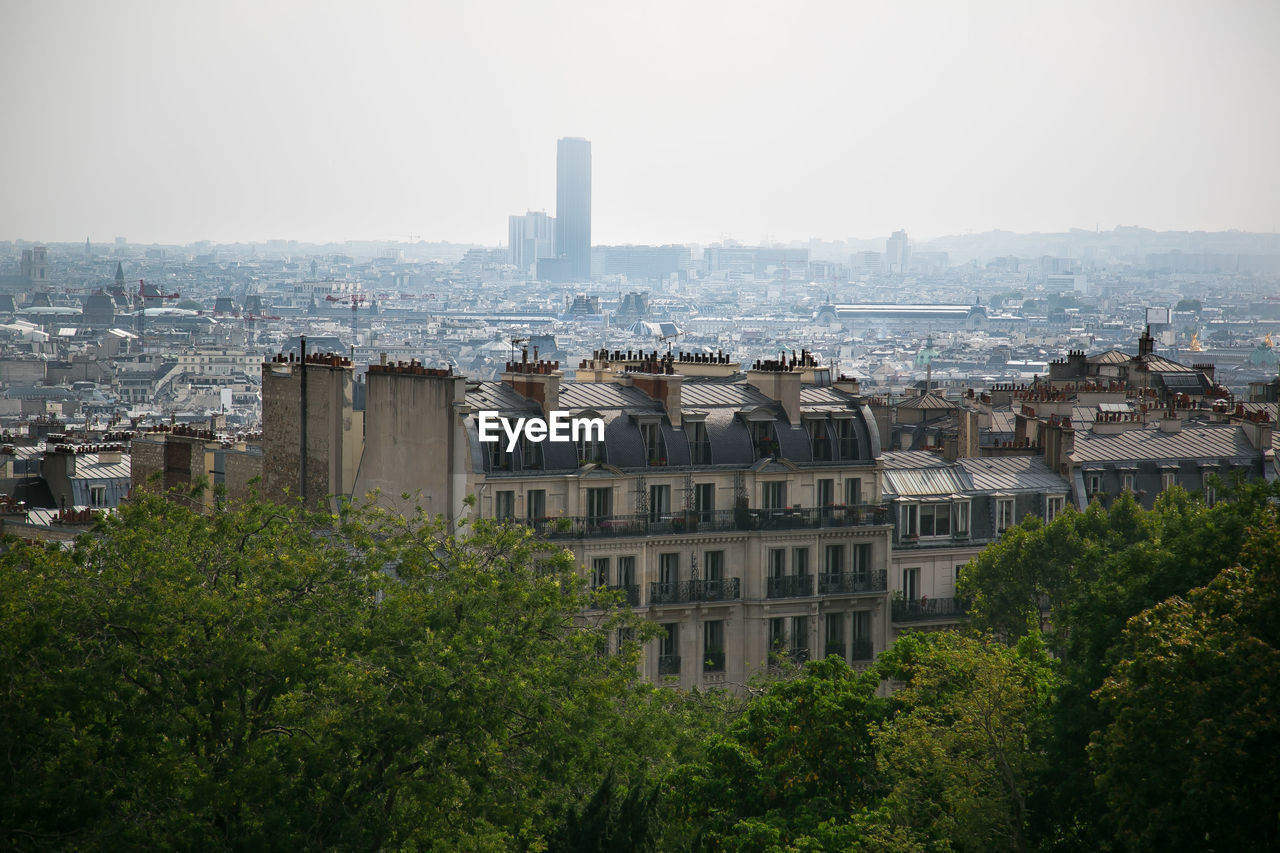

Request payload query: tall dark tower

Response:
[555,137,591,281]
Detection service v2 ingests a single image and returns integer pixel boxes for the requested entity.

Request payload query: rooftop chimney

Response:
[746,351,809,425]
[501,347,561,417]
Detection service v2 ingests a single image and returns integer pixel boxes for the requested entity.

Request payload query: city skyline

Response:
[3,1,1279,246]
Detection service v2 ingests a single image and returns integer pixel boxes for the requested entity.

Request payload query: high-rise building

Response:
[555,137,592,281]
[508,211,556,273]
[885,229,910,274]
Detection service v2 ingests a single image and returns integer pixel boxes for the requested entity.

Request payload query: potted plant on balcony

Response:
[552,516,572,534]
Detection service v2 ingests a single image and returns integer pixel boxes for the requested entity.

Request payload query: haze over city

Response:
[4,0,1279,246]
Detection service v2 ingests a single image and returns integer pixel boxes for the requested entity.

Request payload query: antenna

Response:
[509,336,528,362]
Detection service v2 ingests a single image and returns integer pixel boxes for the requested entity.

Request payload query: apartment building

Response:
[269,347,896,690]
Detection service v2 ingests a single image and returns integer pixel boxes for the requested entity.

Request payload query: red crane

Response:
[326,293,369,352]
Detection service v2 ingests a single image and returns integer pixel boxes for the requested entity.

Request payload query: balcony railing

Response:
[649,577,742,605]
[658,654,681,676]
[850,638,874,661]
[703,649,726,672]
[534,504,890,540]
[891,597,967,622]
[766,573,814,598]
[817,569,888,595]
[587,584,640,607]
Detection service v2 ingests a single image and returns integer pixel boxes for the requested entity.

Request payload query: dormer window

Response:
[687,420,711,465]
[837,419,859,460]
[577,433,604,465]
[640,421,665,465]
[807,418,832,461]
[750,421,777,460]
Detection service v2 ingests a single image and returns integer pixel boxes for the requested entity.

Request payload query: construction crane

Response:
[325,293,369,356]
[135,279,180,352]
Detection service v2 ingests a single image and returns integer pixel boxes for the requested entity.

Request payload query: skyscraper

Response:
[508,210,556,273]
[555,137,591,281]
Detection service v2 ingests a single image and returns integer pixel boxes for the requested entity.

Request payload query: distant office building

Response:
[508,211,556,273]
[852,251,883,274]
[593,245,692,281]
[555,137,592,281]
[885,230,910,274]
[703,246,809,279]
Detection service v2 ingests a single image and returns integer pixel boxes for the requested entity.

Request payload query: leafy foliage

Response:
[0,493,695,850]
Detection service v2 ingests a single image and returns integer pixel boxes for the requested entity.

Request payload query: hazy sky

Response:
[4,1,1279,246]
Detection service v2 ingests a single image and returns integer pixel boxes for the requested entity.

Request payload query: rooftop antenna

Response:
[509,336,528,363]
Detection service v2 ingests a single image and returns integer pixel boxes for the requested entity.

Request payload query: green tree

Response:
[0,493,687,850]
[1089,513,1280,851]
[870,632,1057,853]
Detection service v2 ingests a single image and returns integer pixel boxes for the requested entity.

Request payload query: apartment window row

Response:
[495,478,869,523]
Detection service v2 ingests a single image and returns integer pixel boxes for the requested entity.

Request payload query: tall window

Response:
[845,478,862,506]
[769,617,787,651]
[1121,472,1136,493]
[495,490,515,520]
[649,484,671,522]
[703,620,725,672]
[1045,496,1064,523]
[694,482,715,522]
[89,484,107,508]
[899,503,919,538]
[837,419,859,459]
[1161,470,1177,491]
[518,435,542,470]
[825,613,845,659]
[750,422,776,460]
[952,501,970,537]
[489,441,512,471]
[809,419,832,460]
[996,497,1014,534]
[903,567,920,601]
[659,624,679,674]
[761,481,787,509]
[688,421,711,465]
[817,478,835,507]
[824,544,844,576]
[851,543,870,579]
[791,616,809,658]
[1086,472,1102,497]
[526,489,546,522]
[920,504,951,537]
[586,487,612,524]
[577,432,604,465]
[703,550,724,582]
[768,548,787,579]
[659,553,679,586]
[591,557,609,589]
[641,422,665,465]
[791,547,809,576]
[851,611,871,660]
[618,556,636,589]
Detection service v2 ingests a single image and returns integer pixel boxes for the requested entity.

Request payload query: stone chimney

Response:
[501,348,561,417]
[746,352,809,425]
[1138,325,1155,358]
[1241,410,1274,451]
[622,348,686,425]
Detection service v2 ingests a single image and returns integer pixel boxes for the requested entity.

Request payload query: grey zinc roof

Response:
[1069,423,1258,465]
[882,464,973,497]
[882,450,952,469]
[68,453,131,481]
[956,455,1069,493]
[679,382,771,408]
[558,382,658,411]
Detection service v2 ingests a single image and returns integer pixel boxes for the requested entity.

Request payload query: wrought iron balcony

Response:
[658,654,681,676]
[649,577,742,605]
[823,642,846,660]
[817,569,888,595]
[533,504,890,540]
[587,584,640,608]
[891,596,967,622]
[766,574,814,599]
